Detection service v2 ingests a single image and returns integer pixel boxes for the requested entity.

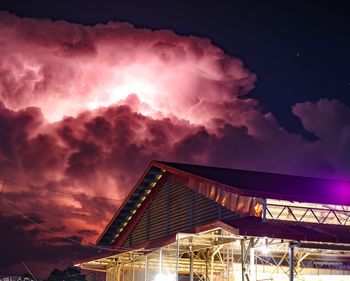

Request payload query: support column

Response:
[189,244,194,281]
[231,244,234,281]
[289,243,294,281]
[250,240,255,281]
[205,249,210,281]
[144,255,148,281]
[132,253,135,281]
[210,250,214,281]
[117,263,121,281]
[226,245,229,281]
[240,240,245,281]
[176,236,179,281]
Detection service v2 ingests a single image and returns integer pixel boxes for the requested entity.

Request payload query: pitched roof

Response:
[156,161,350,205]
[97,160,350,245]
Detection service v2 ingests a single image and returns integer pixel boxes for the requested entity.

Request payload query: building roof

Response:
[77,218,350,267]
[156,161,350,205]
[97,161,350,246]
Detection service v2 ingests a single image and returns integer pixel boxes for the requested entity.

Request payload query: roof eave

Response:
[96,161,159,244]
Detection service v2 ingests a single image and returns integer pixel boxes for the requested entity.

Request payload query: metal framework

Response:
[265,199,350,226]
[76,228,350,281]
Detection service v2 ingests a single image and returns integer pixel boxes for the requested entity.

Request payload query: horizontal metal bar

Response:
[297,243,350,251]
[267,203,350,213]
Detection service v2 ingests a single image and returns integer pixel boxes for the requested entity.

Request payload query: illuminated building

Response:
[75,161,350,281]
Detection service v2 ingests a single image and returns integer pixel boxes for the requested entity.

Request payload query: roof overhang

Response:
[77,219,350,271]
[77,221,239,269]
[97,160,350,246]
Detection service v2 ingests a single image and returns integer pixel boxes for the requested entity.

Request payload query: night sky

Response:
[0,0,349,279]
[2,0,350,136]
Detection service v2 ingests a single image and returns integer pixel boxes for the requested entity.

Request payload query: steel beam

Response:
[176,236,179,281]
[240,239,245,281]
[144,255,148,281]
[297,242,350,251]
[250,242,255,281]
[190,244,194,281]
[289,243,294,281]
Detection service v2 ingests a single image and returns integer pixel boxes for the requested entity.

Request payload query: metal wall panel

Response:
[122,177,238,248]
[149,181,168,240]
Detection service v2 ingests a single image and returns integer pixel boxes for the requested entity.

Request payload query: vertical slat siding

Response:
[168,179,191,234]
[128,210,147,245]
[149,181,168,240]
[122,177,238,248]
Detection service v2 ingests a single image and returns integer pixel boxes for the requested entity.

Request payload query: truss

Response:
[77,228,350,281]
[265,199,350,226]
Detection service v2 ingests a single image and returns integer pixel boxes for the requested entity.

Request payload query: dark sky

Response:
[1,1,350,279]
[1,0,349,136]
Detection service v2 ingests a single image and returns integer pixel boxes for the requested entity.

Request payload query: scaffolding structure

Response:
[77,228,350,281]
[76,161,350,281]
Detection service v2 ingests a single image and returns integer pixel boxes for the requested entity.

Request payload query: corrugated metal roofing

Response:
[97,160,350,246]
[157,161,350,205]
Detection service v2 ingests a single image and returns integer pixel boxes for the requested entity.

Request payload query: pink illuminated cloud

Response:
[0,12,350,278]
[0,11,255,124]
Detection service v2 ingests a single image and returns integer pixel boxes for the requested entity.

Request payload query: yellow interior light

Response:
[131,209,136,214]
[136,203,141,208]
[122,222,127,226]
[150,182,156,187]
[140,196,146,201]
[126,216,132,221]
[145,189,151,194]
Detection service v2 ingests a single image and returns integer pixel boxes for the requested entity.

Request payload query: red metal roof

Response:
[156,161,350,206]
[98,160,350,246]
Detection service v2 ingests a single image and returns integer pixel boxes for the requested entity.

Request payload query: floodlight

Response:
[154,273,175,281]
[260,246,270,255]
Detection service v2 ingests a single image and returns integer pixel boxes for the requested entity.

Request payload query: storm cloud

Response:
[0,12,349,278]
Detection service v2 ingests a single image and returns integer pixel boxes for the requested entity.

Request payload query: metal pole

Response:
[250,242,255,281]
[132,253,135,281]
[176,236,179,281]
[231,244,234,281]
[210,249,214,281]
[117,262,121,281]
[190,244,194,281]
[205,249,209,281]
[144,255,148,281]
[289,243,294,281]
[226,245,229,281]
[240,240,245,281]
